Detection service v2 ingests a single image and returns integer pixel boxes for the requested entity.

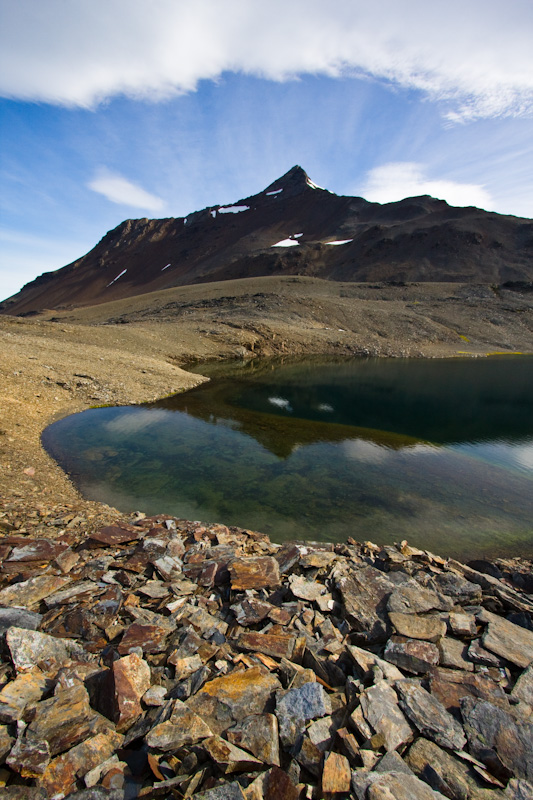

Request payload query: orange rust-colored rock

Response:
[112,652,151,732]
[229,556,280,590]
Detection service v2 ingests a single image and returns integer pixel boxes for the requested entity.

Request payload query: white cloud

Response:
[0,1,532,121]
[360,162,493,209]
[88,168,165,212]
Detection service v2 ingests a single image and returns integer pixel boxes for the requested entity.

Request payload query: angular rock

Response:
[236,631,296,660]
[6,627,84,673]
[5,540,69,563]
[0,576,71,609]
[429,666,509,714]
[26,684,111,757]
[384,636,439,674]
[354,771,449,800]
[7,737,51,778]
[195,782,246,800]
[230,598,273,626]
[118,622,169,655]
[479,609,533,668]
[431,572,482,604]
[288,575,326,602]
[395,679,466,750]
[227,713,280,766]
[0,669,52,723]
[187,666,281,732]
[229,556,280,590]
[112,652,151,732]
[461,697,533,782]
[512,664,533,707]
[37,731,123,798]
[276,681,332,747]
[448,611,477,638]
[388,612,446,643]
[346,643,404,682]
[203,735,263,774]
[375,751,414,775]
[335,565,393,643]
[0,607,42,635]
[387,583,453,615]
[146,699,213,750]
[505,779,533,800]
[438,637,474,671]
[88,525,139,546]
[468,639,507,668]
[307,715,341,751]
[406,738,501,800]
[321,751,351,794]
[360,681,413,752]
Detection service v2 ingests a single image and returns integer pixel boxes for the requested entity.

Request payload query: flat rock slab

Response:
[429,666,509,714]
[227,713,280,766]
[236,631,296,660]
[387,583,453,615]
[229,556,280,590]
[353,770,448,800]
[88,525,139,546]
[203,735,263,774]
[146,699,213,750]
[0,669,52,723]
[38,731,123,799]
[0,607,42,635]
[6,540,69,562]
[395,679,466,750]
[360,681,413,752]
[321,751,351,794]
[288,574,326,601]
[335,565,393,643]
[112,653,151,732]
[0,575,71,609]
[388,612,446,643]
[461,697,533,783]
[384,636,439,674]
[6,627,84,673]
[479,610,533,668]
[276,681,332,747]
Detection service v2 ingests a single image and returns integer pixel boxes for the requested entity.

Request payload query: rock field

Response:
[0,513,531,799]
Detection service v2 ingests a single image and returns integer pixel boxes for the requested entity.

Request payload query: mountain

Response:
[2,165,533,316]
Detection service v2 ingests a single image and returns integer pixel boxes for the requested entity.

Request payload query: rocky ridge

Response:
[0,514,531,799]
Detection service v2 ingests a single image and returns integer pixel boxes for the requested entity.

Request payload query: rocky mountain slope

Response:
[2,166,533,316]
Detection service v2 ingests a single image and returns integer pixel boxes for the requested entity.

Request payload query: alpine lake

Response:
[41,356,533,562]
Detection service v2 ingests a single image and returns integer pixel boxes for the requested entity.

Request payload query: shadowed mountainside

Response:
[2,165,533,316]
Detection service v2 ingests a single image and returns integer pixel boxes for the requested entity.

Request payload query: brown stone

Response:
[388,612,446,642]
[236,631,296,660]
[229,557,281,590]
[438,637,474,671]
[0,575,71,609]
[25,684,111,756]
[479,609,533,668]
[203,735,263,774]
[146,699,213,750]
[6,627,83,674]
[395,679,466,750]
[7,738,50,778]
[38,731,123,797]
[118,622,169,655]
[6,540,69,563]
[227,713,280,766]
[335,565,393,644]
[112,652,151,732]
[88,525,139,546]
[188,666,281,728]
[0,669,52,723]
[360,681,413,752]
[321,751,351,794]
[288,575,326,601]
[384,636,439,674]
[429,666,509,714]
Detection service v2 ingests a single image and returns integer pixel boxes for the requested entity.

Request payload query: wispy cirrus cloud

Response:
[1,1,532,121]
[88,168,165,212]
[360,162,493,210]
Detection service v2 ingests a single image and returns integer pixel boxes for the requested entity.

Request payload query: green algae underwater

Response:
[42,356,533,561]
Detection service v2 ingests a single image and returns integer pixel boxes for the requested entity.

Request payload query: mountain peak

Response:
[264,165,322,197]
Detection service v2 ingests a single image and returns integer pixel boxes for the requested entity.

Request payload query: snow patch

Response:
[266,189,283,196]
[306,178,324,190]
[324,239,353,246]
[218,205,250,214]
[272,239,299,247]
[162,263,171,271]
[106,269,127,287]
[210,210,216,218]
[268,396,293,412]
[293,233,303,238]
[183,217,188,225]
[318,403,334,412]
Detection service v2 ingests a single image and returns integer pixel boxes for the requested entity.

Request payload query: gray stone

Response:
[227,713,280,766]
[505,779,533,799]
[468,639,507,668]
[375,750,415,775]
[438,637,474,671]
[478,609,533,668]
[0,607,42,635]
[288,574,326,602]
[430,572,482,604]
[429,666,509,715]
[0,576,71,609]
[461,697,533,782]
[360,681,413,752]
[387,583,453,615]
[512,664,533,708]
[406,737,506,800]
[346,643,404,682]
[395,680,466,750]
[384,636,439,674]
[275,681,332,747]
[6,627,84,674]
[448,611,477,638]
[335,565,394,643]
[353,770,448,800]
[202,735,263,774]
[389,612,446,642]
[194,783,246,800]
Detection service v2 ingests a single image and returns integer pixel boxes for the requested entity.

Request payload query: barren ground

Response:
[2,277,533,537]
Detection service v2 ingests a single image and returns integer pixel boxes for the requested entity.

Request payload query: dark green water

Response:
[41,356,533,561]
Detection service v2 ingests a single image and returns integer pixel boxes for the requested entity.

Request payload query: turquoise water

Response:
[41,356,533,560]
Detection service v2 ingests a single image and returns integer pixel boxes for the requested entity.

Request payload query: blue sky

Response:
[1,1,532,300]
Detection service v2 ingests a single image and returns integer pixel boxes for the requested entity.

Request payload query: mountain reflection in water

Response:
[42,356,533,561]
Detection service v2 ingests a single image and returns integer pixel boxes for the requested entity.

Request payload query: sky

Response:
[1,1,533,301]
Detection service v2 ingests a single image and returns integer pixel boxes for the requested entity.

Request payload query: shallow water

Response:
[41,356,533,561]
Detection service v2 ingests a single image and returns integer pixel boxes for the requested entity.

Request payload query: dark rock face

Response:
[2,165,533,314]
[0,517,531,797]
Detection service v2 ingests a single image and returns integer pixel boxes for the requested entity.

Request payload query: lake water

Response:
[41,356,533,561]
